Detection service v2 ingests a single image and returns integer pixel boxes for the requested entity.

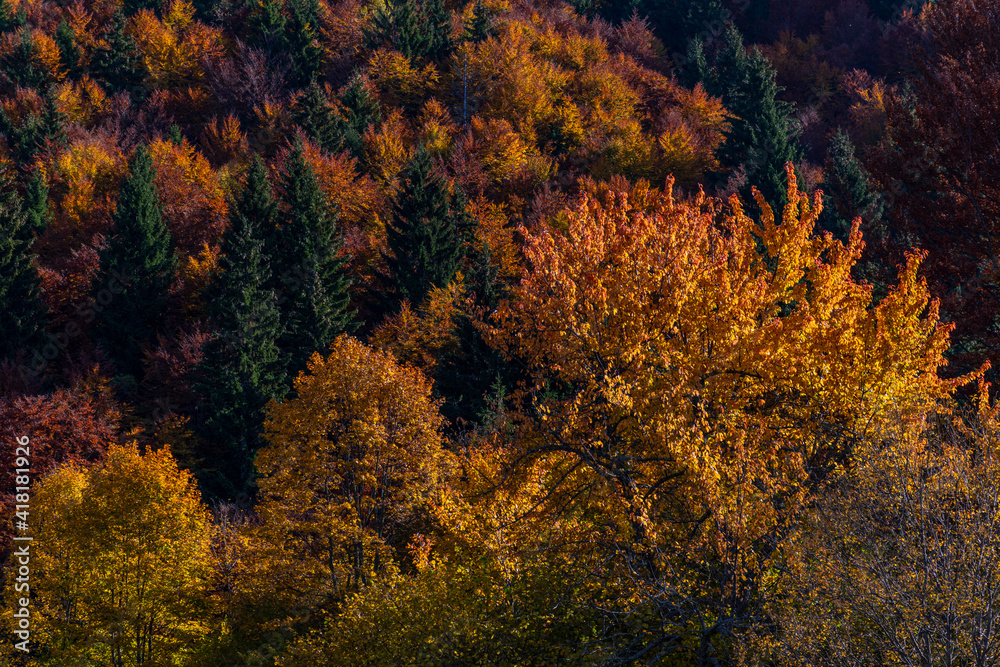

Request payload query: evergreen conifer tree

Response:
[248,0,287,52]
[92,145,176,379]
[384,146,473,308]
[92,10,145,96]
[0,0,24,34]
[269,141,355,375]
[195,156,286,499]
[0,171,46,361]
[55,20,81,76]
[465,0,497,42]
[285,0,324,88]
[366,0,452,62]
[24,170,52,232]
[700,24,801,208]
[292,82,351,154]
[820,129,884,243]
[3,28,45,89]
[338,75,381,158]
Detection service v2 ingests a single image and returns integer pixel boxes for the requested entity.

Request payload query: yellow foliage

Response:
[490,165,976,647]
[53,75,108,127]
[370,279,466,372]
[363,108,412,185]
[418,98,456,156]
[249,337,451,623]
[367,48,441,111]
[129,1,224,89]
[50,138,126,239]
[3,443,212,666]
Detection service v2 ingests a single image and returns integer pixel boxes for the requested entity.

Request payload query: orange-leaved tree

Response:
[489,165,978,663]
[243,336,451,632]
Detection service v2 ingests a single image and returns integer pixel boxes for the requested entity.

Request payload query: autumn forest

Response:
[2,0,999,664]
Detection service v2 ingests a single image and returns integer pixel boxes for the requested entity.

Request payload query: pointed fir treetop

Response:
[465,0,497,42]
[93,9,146,95]
[285,0,324,89]
[0,168,46,360]
[385,145,473,308]
[271,140,356,373]
[292,82,351,155]
[366,0,453,63]
[24,169,53,232]
[55,20,81,75]
[820,128,885,242]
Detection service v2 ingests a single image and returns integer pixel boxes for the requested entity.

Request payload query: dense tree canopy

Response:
[1,1,997,665]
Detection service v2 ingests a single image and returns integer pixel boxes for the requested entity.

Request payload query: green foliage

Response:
[0,171,45,361]
[292,82,352,154]
[195,157,287,500]
[366,0,453,62]
[269,141,355,375]
[24,169,53,232]
[247,0,286,51]
[123,0,162,13]
[0,0,24,34]
[337,74,381,157]
[699,23,802,208]
[465,0,497,42]
[285,0,324,88]
[92,145,177,379]
[384,146,473,309]
[0,96,64,167]
[820,129,884,241]
[92,10,146,96]
[54,20,81,75]
[3,29,46,89]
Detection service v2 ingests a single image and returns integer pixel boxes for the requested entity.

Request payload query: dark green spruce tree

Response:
[3,28,46,89]
[24,170,53,232]
[384,146,473,309]
[336,74,381,159]
[292,82,352,154]
[55,20,82,76]
[269,141,355,376]
[698,24,801,209]
[366,0,453,62]
[820,128,885,243]
[195,156,286,500]
[92,145,176,380]
[92,10,146,96]
[285,0,324,88]
[465,0,497,42]
[820,128,889,301]
[0,0,24,34]
[247,0,286,51]
[0,171,46,361]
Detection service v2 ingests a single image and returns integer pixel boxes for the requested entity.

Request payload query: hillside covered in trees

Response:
[4,0,1000,665]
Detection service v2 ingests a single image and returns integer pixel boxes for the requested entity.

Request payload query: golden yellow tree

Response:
[247,336,451,628]
[775,392,1000,667]
[5,443,212,666]
[489,165,976,663]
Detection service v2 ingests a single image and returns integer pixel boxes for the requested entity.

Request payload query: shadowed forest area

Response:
[4,0,1000,665]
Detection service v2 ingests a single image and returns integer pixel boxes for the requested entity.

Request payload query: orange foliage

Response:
[148,138,228,258]
[489,167,974,640]
[363,108,412,185]
[367,48,442,112]
[198,115,249,166]
[0,374,120,553]
[53,75,108,127]
[128,1,224,90]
